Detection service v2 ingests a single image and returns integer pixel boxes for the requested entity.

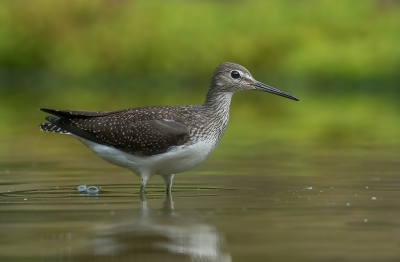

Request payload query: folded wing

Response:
[40,108,190,156]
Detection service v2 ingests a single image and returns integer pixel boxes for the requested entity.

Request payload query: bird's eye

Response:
[230,70,240,79]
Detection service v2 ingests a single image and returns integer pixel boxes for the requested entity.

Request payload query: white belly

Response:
[70,134,216,178]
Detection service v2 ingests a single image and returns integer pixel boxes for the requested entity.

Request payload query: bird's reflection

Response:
[88,195,231,262]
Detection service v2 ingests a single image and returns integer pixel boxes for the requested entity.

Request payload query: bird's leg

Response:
[140,178,147,198]
[162,174,174,196]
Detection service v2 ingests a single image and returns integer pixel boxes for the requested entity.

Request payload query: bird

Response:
[39,62,298,197]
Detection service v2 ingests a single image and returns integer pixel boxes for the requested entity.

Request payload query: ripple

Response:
[0,183,240,201]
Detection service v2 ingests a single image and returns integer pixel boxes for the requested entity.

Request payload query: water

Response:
[1,142,400,261]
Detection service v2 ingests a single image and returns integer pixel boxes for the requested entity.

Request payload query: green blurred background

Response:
[1,0,400,157]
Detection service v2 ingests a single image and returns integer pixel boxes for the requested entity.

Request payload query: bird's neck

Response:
[200,88,233,143]
[203,89,233,115]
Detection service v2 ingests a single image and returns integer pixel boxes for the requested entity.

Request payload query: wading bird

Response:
[40,62,298,196]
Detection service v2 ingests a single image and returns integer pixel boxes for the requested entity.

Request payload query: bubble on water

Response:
[371,197,377,200]
[24,198,27,201]
[364,219,368,222]
[305,187,313,190]
[86,186,99,195]
[110,211,115,215]
[77,185,87,192]
[366,186,369,189]
[346,203,350,206]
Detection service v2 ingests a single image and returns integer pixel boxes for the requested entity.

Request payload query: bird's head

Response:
[210,62,299,101]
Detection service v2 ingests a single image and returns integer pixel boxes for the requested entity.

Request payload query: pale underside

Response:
[70,133,218,180]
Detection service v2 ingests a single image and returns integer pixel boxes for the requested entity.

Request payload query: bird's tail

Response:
[39,116,69,134]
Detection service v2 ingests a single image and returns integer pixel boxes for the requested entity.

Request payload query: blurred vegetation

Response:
[0,0,399,155]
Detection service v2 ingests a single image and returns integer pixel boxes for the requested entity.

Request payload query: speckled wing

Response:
[40,108,190,156]
[90,119,190,156]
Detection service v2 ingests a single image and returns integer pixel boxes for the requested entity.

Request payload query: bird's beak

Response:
[251,81,299,101]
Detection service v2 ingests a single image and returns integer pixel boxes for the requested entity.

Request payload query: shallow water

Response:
[1,143,400,261]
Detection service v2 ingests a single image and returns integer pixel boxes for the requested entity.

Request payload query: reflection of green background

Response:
[1,0,399,150]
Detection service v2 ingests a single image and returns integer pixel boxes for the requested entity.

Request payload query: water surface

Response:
[1,143,400,261]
